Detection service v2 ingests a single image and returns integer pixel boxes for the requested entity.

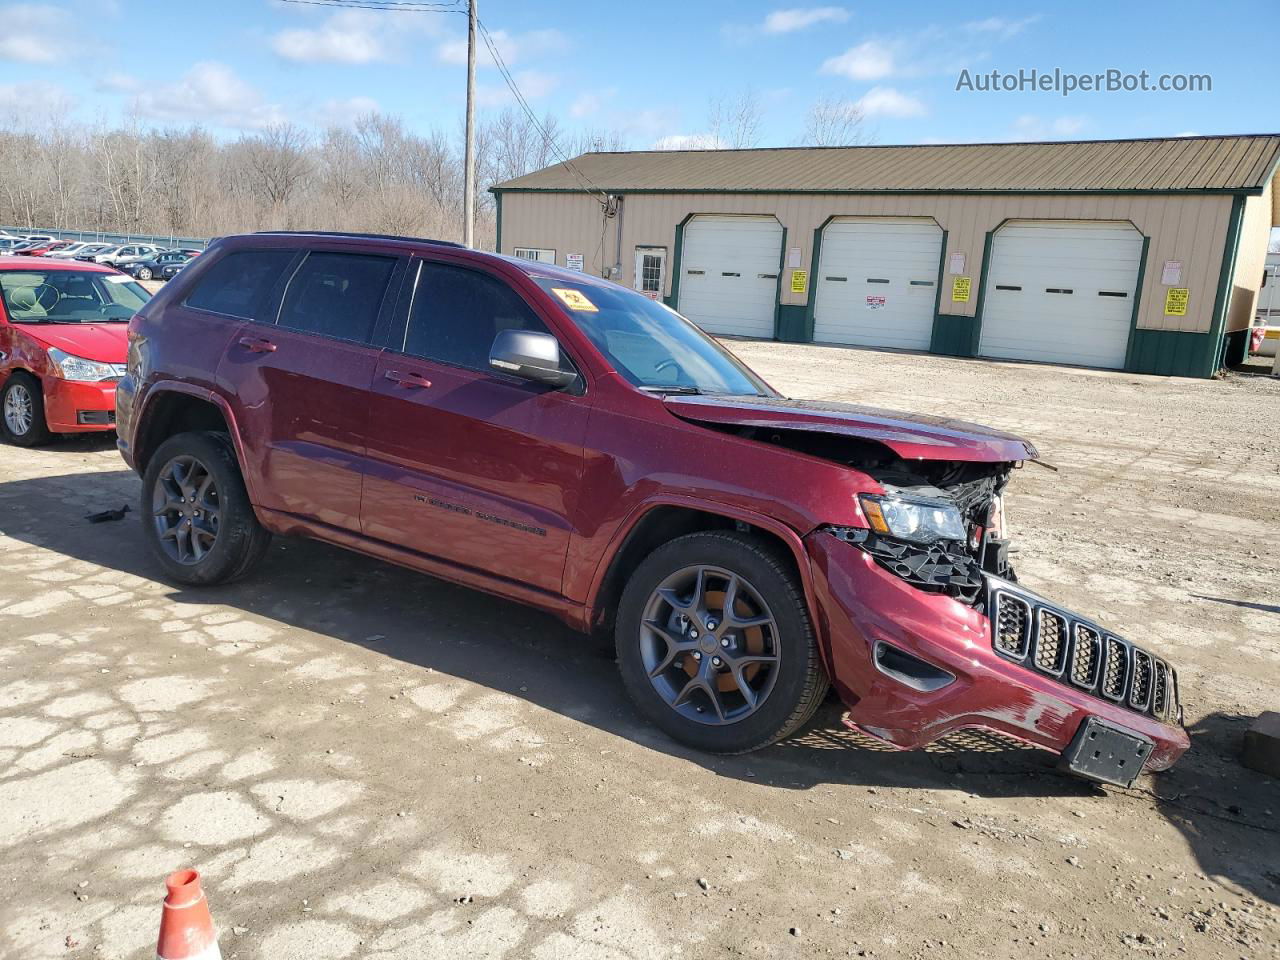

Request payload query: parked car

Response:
[94,243,162,268]
[23,234,56,243]
[114,231,1189,787]
[72,243,115,261]
[46,241,97,259]
[125,250,193,281]
[0,256,150,444]
[17,240,73,257]
[0,238,27,252]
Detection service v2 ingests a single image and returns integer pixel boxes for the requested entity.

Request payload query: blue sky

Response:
[0,0,1274,147]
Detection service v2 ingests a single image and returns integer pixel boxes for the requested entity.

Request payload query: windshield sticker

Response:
[550,287,599,312]
[103,274,133,283]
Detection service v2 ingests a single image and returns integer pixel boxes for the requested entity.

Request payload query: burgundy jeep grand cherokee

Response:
[117,232,1188,786]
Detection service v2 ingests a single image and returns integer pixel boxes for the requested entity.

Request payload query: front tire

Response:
[2,372,53,446]
[136,267,152,280]
[141,431,271,585]
[615,531,829,754]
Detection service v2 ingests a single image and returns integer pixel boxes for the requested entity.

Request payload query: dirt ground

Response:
[1,345,1278,960]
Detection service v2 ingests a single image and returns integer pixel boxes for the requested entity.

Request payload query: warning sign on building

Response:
[865,296,886,310]
[1164,287,1189,316]
[951,276,972,302]
[790,269,808,293]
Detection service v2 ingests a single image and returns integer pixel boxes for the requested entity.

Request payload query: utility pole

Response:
[463,0,477,249]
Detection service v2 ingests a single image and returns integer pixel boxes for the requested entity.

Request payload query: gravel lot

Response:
[1,344,1277,960]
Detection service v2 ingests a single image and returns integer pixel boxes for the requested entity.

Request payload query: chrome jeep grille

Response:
[986,578,1180,724]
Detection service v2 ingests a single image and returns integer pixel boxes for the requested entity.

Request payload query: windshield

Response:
[533,277,772,397]
[0,269,151,323]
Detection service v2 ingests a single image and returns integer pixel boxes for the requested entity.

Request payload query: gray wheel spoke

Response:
[639,562,781,727]
[153,454,220,566]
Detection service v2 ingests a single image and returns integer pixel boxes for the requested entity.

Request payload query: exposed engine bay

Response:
[728,425,1019,605]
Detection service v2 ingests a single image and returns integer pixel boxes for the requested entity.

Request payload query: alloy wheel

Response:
[152,455,221,565]
[639,564,781,725]
[3,383,33,436]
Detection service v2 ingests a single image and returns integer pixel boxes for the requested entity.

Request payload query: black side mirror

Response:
[489,329,578,389]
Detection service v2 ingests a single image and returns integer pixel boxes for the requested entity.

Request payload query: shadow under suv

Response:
[116,231,1189,786]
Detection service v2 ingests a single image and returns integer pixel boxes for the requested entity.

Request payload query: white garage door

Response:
[678,216,783,338]
[979,220,1144,369]
[813,218,943,350]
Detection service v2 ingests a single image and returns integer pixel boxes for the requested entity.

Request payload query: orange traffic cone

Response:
[156,869,221,960]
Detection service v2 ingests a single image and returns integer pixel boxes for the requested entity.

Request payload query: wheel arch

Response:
[133,383,244,479]
[586,498,822,643]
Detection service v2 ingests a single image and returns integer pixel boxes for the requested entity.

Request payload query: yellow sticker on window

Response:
[550,287,599,312]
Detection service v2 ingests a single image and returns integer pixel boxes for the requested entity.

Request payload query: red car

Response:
[115,232,1189,786]
[1,257,150,444]
[19,240,73,257]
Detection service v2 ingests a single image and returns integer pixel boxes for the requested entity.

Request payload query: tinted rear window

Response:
[185,249,296,319]
[276,252,397,344]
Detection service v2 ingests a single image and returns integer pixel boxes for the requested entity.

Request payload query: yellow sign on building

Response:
[790,269,808,294]
[951,276,972,302]
[1164,287,1189,316]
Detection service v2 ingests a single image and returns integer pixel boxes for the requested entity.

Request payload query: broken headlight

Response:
[858,493,966,545]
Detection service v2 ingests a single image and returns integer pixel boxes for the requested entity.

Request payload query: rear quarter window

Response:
[184,250,297,320]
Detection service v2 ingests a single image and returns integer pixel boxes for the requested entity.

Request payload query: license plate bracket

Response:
[1060,716,1154,787]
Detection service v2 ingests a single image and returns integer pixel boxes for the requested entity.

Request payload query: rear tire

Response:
[2,372,53,446]
[141,431,271,585]
[615,531,829,754]
[136,267,152,280]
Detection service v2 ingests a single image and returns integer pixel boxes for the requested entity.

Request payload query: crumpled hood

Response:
[665,394,1038,463]
[20,323,128,363]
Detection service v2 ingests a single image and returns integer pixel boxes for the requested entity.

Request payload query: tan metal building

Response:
[491,135,1280,377]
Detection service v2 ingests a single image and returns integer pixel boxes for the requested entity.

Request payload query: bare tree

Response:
[707,88,763,149]
[241,123,312,228]
[799,96,869,147]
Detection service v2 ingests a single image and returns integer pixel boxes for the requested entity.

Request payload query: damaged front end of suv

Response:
[667,395,1190,787]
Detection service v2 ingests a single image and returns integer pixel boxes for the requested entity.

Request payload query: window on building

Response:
[276,251,397,344]
[185,249,297,320]
[513,247,556,264]
[403,262,556,372]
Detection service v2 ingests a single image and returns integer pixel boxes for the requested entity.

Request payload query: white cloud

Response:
[0,81,72,118]
[96,72,140,94]
[132,62,286,131]
[855,86,927,118]
[316,96,381,128]
[437,28,568,68]
[1174,130,1201,137]
[652,133,729,150]
[1010,114,1089,140]
[570,87,616,118]
[0,4,70,63]
[476,70,559,108]
[964,16,1040,39]
[272,10,389,64]
[762,6,850,34]
[821,41,895,81]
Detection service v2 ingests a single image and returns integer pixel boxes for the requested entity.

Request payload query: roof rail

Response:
[252,230,465,248]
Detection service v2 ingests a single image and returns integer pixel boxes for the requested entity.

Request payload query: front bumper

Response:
[805,532,1189,775]
[44,378,118,433]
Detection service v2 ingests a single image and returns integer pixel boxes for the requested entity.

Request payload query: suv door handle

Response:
[238,336,277,354]
[384,369,432,389]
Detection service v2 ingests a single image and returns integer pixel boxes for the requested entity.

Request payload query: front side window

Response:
[403,261,557,373]
[185,249,296,320]
[276,251,397,344]
[532,277,770,397]
[0,269,151,323]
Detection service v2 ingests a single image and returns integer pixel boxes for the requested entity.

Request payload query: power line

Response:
[475,17,611,207]
[278,0,464,12]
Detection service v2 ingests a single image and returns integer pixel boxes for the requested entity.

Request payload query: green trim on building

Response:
[491,186,1264,198]
[494,192,502,253]
[771,226,788,340]
[1121,235,1152,369]
[967,229,996,355]
[776,305,808,342]
[1202,193,1246,377]
[930,315,979,356]
[667,213,695,311]
[1128,330,1219,377]
[800,215,837,344]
